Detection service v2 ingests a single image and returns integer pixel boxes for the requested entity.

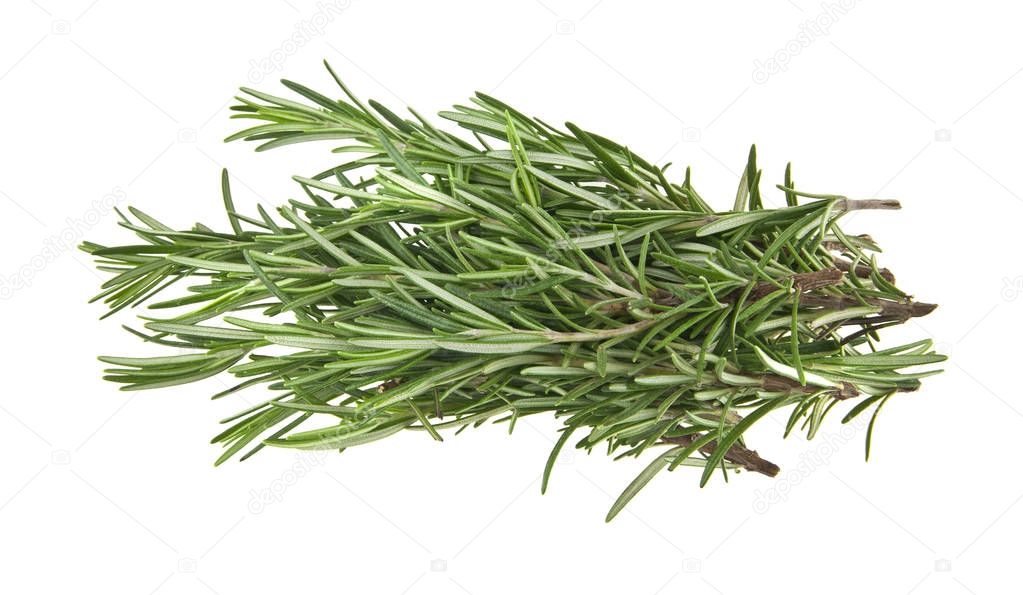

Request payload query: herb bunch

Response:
[82,62,943,520]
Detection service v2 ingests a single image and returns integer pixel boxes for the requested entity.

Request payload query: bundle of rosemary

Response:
[82,62,943,520]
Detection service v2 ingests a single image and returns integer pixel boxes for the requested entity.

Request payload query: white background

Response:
[0,1,1019,593]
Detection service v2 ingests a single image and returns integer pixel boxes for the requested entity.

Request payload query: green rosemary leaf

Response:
[267,419,414,450]
[144,322,263,341]
[164,255,251,273]
[408,399,443,442]
[606,445,686,522]
[696,210,773,237]
[828,353,947,367]
[753,346,838,389]
[278,207,360,266]
[397,268,510,330]
[525,165,618,210]
[220,170,244,235]
[266,335,349,350]
[368,99,416,135]
[377,131,425,184]
[98,353,229,368]
[865,392,895,461]
[542,426,577,494]
[810,306,882,329]
[790,290,805,385]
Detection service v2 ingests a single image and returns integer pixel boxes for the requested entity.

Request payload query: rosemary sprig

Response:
[82,61,943,520]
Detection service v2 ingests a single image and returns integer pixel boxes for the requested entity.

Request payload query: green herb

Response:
[81,61,943,520]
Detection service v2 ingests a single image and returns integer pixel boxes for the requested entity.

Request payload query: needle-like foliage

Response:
[81,61,943,520]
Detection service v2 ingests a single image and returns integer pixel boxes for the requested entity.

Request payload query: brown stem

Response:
[378,378,403,392]
[798,295,937,319]
[662,433,780,477]
[836,198,902,211]
[822,234,875,252]
[760,375,859,399]
[739,268,846,303]
[833,259,895,283]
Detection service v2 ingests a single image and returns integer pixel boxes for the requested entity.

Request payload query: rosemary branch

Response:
[81,61,944,520]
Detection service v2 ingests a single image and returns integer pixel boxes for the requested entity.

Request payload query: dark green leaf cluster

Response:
[81,62,943,520]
